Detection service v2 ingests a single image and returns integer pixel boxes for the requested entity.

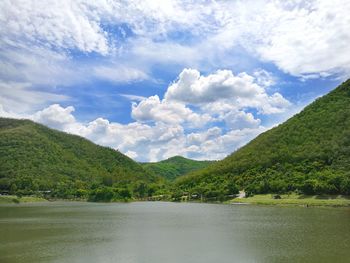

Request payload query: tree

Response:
[132,181,148,198]
[301,179,317,195]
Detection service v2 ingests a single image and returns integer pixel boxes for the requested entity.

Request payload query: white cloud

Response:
[223,111,261,130]
[0,0,147,111]
[239,0,350,77]
[0,104,26,119]
[164,68,291,114]
[130,38,200,66]
[32,104,76,130]
[130,68,288,131]
[120,94,147,102]
[122,0,350,78]
[0,81,68,113]
[194,127,267,160]
[131,95,212,126]
[0,45,73,86]
[165,69,261,104]
[94,65,148,83]
[187,127,222,146]
[125,150,138,159]
[0,0,109,55]
[253,69,276,88]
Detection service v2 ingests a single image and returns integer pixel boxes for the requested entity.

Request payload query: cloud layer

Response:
[1,0,349,113]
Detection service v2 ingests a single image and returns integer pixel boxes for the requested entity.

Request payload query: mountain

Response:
[175,80,350,197]
[141,156,214,181]
[0,118,162,200]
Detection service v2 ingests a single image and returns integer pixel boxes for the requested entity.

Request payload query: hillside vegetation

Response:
[141,156,213,181]
[1,80,350,203]
[0,118,165,201]
[175,80,350,198]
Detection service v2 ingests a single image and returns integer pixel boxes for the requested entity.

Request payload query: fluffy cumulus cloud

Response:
[165,69,262,104]
[223,111,261,130]
[163,68,290,114]
[131,95,212,126]
[130,68,290,140]
[32,104,76,130]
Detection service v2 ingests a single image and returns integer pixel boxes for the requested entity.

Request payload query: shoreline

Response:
[0,195,48,204]
[1,194,349,208]
[229,194,350,207]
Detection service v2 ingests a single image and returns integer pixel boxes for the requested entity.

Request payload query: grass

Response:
[0,195,48,204]
[1,194,349,207]
[230,194,350,207]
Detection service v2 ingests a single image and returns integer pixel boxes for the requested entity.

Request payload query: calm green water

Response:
[0,202,349,263]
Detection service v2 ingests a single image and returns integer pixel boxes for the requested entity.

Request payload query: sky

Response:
[1,0,349,162]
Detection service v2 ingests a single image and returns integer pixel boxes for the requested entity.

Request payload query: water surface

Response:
[0,202,349,263]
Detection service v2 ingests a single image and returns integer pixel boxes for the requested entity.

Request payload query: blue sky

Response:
[0,0,349,161]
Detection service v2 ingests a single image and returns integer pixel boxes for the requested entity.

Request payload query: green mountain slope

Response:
[176,80,350,197]
[0,118,161,199]
[141,156,214,181]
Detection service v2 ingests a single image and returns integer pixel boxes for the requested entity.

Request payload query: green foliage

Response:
[176,79,350,196]
[0,118,164,200]
[141,156,214,181]
[170,176,239,202]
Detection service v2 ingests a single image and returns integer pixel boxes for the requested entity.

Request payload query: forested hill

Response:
[141,156,214,181]
[0,118,161,200]
[176,79,350,196]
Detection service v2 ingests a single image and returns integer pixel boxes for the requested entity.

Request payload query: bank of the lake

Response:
[1,193,350,207]
[230,194,350,207]
[0,194,350,207]
[0,195,47,204]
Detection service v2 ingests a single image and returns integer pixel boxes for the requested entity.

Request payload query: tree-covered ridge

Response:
[176,79,350,196]
[0,118,165,200]
[141,156,214,181]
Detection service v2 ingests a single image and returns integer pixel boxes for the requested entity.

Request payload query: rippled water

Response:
[0,202,349,263]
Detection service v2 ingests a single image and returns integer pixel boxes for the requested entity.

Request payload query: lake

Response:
[0,202,349,263]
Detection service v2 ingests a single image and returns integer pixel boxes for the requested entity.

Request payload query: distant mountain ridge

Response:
[141,156,214,181]
[176,79,350,196]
